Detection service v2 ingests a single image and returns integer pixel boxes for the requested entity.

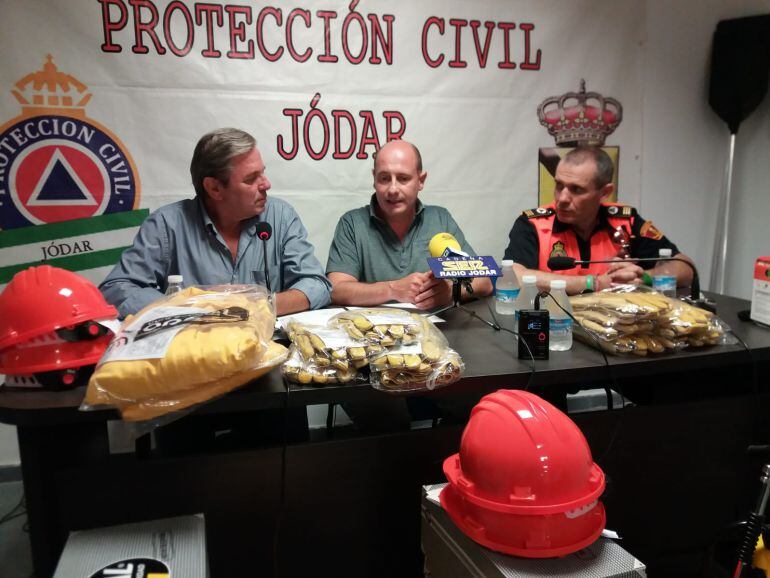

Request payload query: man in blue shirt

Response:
[100,128,331,317]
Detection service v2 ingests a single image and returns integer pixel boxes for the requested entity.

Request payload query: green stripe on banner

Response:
[0,209,149,248]
[0,247,128,284]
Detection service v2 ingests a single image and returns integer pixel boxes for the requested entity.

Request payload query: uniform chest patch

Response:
[549,241,568,259]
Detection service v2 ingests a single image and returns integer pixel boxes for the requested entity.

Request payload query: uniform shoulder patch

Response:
[639,220,664,240]
[523,207,554,219]
[604,204,635,218]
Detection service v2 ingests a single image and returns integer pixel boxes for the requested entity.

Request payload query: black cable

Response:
[730,329,761,444]
[495,325,537,391]
[0,493,25,526]
[535,291,613,370]
[422,298,536,387]
[535,290,627,465]
[484,298,537,390]
[0,509,26,523]
[729,327,766,578]
[692,320,765,578]
[273,380,290,578]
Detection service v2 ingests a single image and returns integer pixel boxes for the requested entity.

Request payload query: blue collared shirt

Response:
[100,196,331,317]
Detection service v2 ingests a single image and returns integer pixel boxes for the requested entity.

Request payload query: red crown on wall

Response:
[537,80,622,146]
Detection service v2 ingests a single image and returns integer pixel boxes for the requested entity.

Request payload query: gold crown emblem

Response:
[537,80,622,146]
[11,55,91,119]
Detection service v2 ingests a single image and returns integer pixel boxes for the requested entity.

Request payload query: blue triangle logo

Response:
[37,159,89,201]
[27,148,97,207]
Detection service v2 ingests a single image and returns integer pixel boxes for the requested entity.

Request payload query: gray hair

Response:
[190,128,256,196]
[562,146,614,189]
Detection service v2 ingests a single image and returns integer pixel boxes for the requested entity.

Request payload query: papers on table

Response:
[276,305,444,333]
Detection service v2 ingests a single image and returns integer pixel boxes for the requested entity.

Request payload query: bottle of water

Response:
[547,279,573,351]
[165,274,184,295]
[513,275,539,323]
[495,260,520,315]
[652,248,677,297]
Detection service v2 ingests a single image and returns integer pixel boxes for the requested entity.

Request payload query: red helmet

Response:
[441,389,605,558]
[0,265,116,350]
[0,266,117,389]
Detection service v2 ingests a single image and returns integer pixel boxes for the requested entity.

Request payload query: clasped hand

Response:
[389,272,452,310]
[602,260,644,287]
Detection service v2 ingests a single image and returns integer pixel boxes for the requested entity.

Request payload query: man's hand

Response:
[387,272,433,303]
[603,261,644,286]
[413,274,452,310]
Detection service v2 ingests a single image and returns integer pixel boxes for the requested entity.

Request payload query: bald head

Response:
[372,139,427,225]
[374,140,423,174]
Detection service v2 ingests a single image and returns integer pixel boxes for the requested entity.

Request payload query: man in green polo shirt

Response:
[327,139,492,306]
[326,140,491,433]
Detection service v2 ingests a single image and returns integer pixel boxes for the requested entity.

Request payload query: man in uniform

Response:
[504,146,693,294]
[101,127,331,317]
[327,139,492,306]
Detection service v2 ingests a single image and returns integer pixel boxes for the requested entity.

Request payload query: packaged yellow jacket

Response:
[82,285,287,421]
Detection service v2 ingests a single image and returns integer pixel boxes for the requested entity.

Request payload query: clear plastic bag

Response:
[81,285,287,421]
[330,308,423,347]
[570,286,727,356]
[282,323,370,386]
[367,314,464,393]
[281,308,465,393]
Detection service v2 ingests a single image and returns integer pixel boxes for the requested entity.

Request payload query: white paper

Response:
[276,308,348,331]
[346,305,444,324]
[424,483,447,507]
[102,306,208,362]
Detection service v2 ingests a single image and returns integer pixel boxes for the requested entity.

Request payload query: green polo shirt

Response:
[326,195,476,282]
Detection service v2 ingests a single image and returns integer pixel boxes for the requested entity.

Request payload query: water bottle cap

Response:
[658,248,672,257]
[522,275,537,284]
[550,279,567,290]
[502,259,514,267]
[168,275,183,284]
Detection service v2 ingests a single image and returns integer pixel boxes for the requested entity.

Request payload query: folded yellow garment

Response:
[90,325,265,398]
[84,286,285,420]
[118,340,287,421]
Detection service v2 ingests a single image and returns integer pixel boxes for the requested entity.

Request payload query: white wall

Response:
[1,0,769,467]
[727,91,770,299]
[641,0,770,299]
[0,424,19,467]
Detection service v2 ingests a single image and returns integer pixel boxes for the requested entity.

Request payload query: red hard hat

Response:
[0,334,113,375]
[0,266,116,389]
[0,265,117,350]
[441,389,605,558]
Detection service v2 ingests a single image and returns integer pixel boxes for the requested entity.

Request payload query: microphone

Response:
[547,256,582,271]
[424,233,502,330]
[428,232,468,258]
[428,232,472,292]
[255,221,272,292]
[546,255,714,312]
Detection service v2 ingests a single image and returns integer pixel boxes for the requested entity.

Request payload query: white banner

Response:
[0,0,645,281]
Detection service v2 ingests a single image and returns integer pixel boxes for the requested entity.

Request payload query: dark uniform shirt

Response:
[503,206,680,270]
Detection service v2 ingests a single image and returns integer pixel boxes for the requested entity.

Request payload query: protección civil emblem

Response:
[549,241,568,259]
[0,55,140,229]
